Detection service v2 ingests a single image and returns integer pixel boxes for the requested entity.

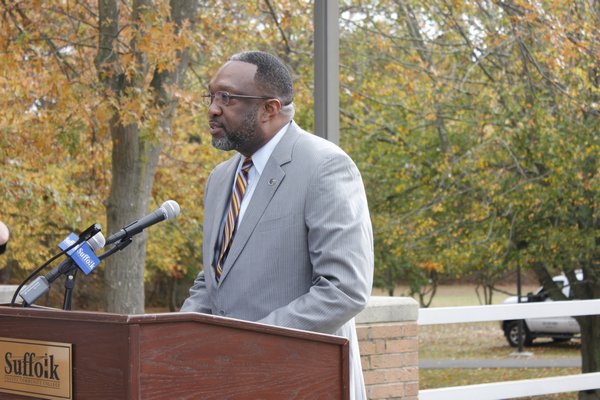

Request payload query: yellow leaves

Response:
[481,124,495,138]
[425,112,437,121]
[477,158,487,170]
[451,0,466,11]
[117,87,150,126]
[138,24,178,72]
[384,62,404,76]
[584,145,598,157]
[394,182,406,193]
[92,101,114,133]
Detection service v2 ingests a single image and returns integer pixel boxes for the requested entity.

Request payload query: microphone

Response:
[105,200,180,245]
[77,223,102,243]
[19,232,106,305]
[48,232,106,282]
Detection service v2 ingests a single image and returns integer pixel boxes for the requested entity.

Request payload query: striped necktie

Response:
[215,156,253,281]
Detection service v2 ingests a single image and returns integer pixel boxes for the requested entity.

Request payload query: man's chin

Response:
[211,137,236,151]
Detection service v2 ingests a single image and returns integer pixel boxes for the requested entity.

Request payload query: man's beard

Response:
[211,105,259,152]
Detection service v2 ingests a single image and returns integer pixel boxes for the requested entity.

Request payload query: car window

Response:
[534,279,566,299]
[535,286,544,295]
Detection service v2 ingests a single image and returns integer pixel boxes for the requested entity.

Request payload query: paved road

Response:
[420,357,581,369]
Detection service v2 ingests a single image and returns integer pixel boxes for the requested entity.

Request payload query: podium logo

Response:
[4,352,60,381]
[0,337,72,400]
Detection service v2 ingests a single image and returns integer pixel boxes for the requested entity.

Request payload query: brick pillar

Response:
[356,296,419,400]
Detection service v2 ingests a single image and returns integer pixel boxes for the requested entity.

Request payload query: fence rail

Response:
[418,299,600,400]
[418,298,600,325]
[419,372,600,400]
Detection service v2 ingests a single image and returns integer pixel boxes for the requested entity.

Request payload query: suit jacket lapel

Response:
[218,123,300,284]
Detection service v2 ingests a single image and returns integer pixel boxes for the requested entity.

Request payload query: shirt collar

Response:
[245,121,290,175]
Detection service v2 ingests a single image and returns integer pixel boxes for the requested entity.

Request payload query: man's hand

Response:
[0,221,9,246]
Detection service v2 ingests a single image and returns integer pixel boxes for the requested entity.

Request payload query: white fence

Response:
[418,299,600,400]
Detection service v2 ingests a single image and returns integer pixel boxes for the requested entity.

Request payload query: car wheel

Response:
[505,321,533,347]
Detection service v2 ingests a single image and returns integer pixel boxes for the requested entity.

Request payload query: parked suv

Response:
[501,271,582,347]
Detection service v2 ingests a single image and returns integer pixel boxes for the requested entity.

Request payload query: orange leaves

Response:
[416,260,444,273]
[131,2,194,75]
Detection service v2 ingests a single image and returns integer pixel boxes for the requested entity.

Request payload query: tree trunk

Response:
[105,122,161,314]
[533,263,600,399]
[577,315,600,400]
[96,0,197,314]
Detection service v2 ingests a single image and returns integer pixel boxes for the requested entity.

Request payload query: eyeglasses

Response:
[202,91,273,107]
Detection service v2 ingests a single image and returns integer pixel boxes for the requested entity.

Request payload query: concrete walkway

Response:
[420,357,581,369]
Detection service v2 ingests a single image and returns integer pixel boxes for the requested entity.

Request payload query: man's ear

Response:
[260,98,282,122]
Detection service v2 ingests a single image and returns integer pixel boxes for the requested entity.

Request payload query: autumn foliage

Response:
[0,0,597,314]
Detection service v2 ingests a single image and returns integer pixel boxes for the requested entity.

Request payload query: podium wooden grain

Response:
[0,305,349,399]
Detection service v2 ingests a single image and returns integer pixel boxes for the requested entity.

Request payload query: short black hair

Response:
[230,51,293,106]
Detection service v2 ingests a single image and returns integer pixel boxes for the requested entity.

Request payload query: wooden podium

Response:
[0,305,349,399]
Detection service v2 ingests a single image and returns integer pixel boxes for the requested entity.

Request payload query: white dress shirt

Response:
[235,122,290,225]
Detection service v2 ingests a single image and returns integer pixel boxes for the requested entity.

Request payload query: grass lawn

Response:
[419,320,581,360]
[420,368,581,399]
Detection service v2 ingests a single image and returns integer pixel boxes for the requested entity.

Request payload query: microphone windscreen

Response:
[161,200,180,220]
[88,232,106,251]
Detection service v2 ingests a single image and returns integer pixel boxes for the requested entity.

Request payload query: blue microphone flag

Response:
[58,233,101,275]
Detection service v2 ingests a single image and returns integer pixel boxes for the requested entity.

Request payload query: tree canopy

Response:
[339,0,598,307]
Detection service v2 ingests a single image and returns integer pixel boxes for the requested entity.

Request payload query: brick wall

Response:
[356,296,419,400]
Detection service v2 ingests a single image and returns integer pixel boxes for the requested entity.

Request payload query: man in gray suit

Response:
[181,51,374,399]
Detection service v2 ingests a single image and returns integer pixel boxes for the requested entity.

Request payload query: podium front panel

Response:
[0,306,349,399]
[136,320,347,399]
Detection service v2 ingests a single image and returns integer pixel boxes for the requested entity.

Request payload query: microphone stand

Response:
[62,270,78,310]
[61,238,133,311]
[12,223,101,307]
[13,241,86,307]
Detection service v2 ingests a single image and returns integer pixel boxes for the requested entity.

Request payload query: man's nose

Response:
[208,100,222,116]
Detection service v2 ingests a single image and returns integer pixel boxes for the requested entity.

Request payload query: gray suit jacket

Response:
[181,121,374,399]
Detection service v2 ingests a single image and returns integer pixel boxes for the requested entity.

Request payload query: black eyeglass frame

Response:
[202,91,274,106]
